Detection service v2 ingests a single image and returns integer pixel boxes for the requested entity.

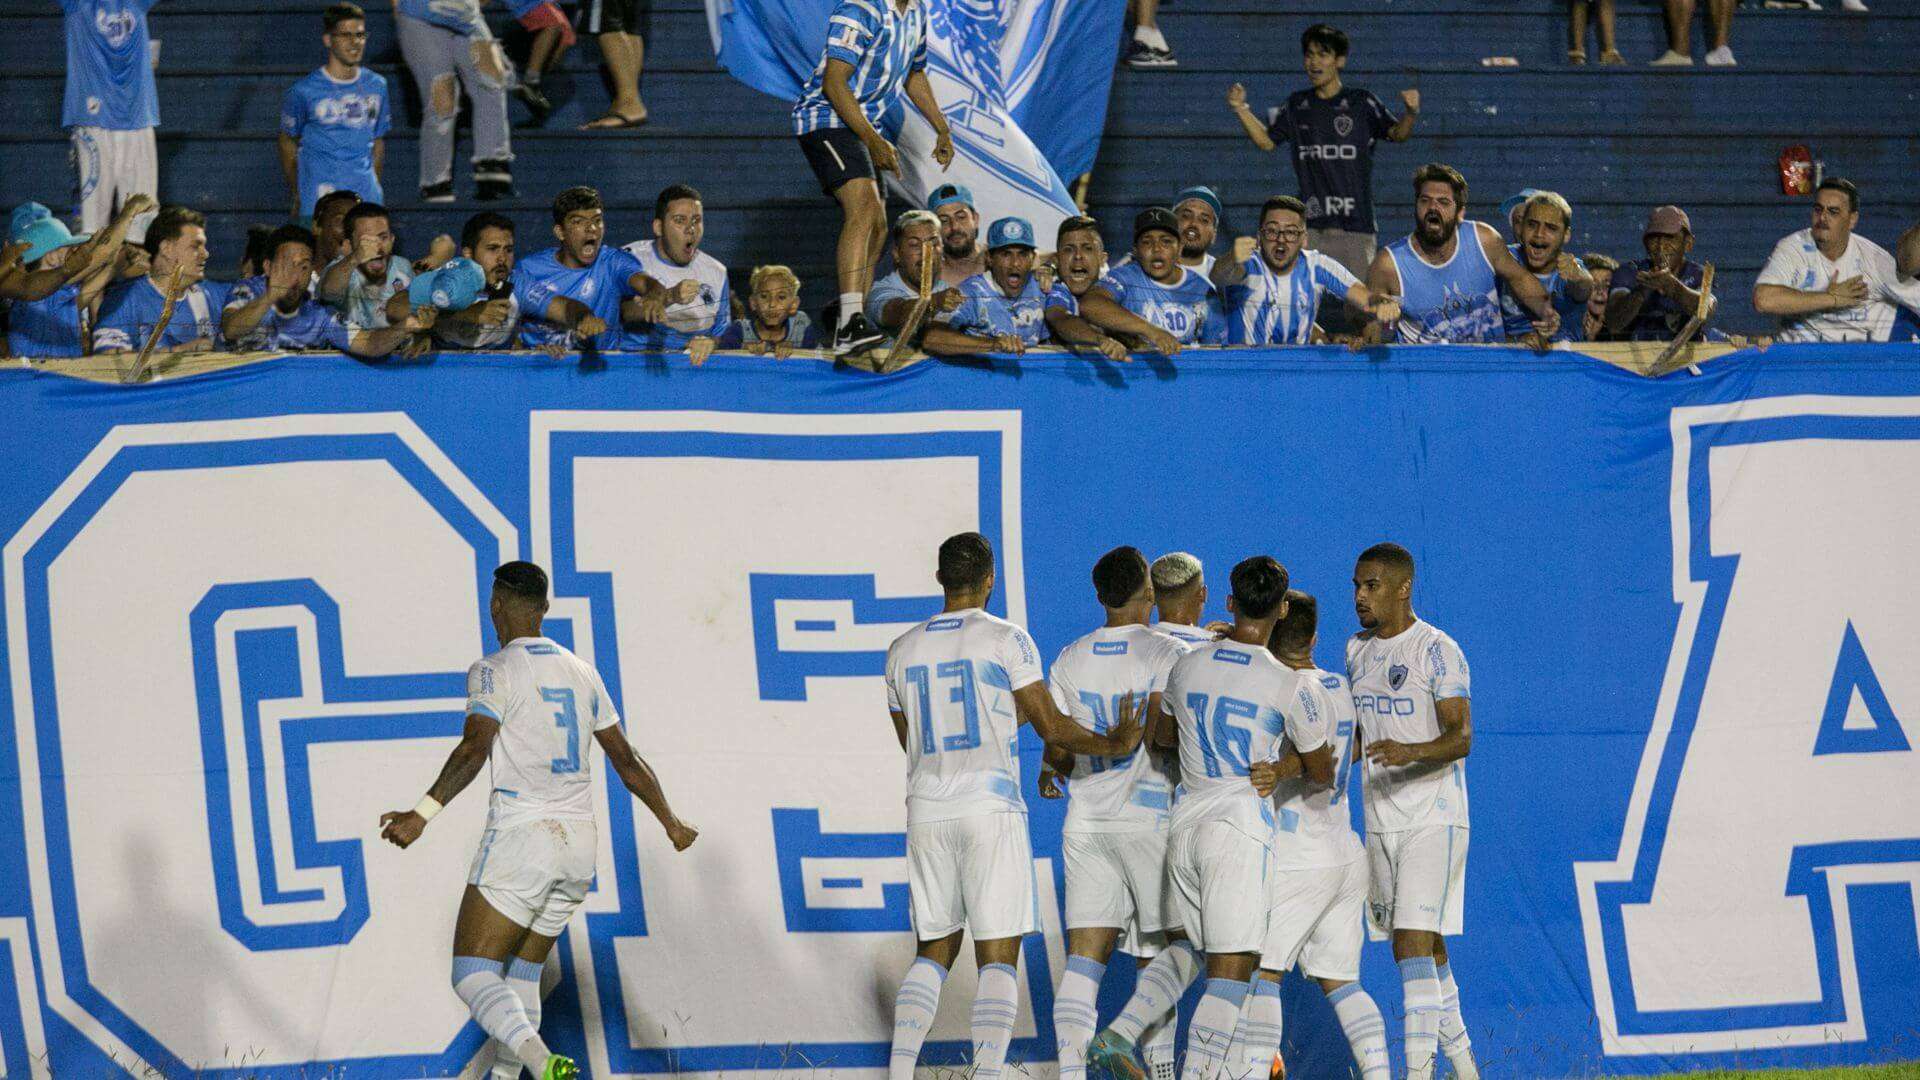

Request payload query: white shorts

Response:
[1168,820,1270,955]
[1261,857,1367,980]
[69,126,158,240]
[1365,825,1467,940]
[907,812,1038,942]
[468,817,597,938]
[1063,829,1181,950]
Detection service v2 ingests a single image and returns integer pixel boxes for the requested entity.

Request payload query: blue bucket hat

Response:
[8,202,91,265]
[408,256,486,311]
[986,216,1036,251]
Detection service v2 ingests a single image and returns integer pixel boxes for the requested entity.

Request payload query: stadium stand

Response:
[0,0,1913,332]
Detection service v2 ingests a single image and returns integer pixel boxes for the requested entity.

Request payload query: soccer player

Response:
[93,206,228,354]
[379,561,697,1080]
[395,0,514,201]
[883,532,1147,1080]
[1223,591,1390,1080]
[1042,216,1180,361]
[1347,543,1479,1080]
[1499,191,1593,346]
[1365,163,1556,346]
[929,183,987,287]
[62,0,160,240]
[1225,24,1419,280]
[714,265,821,356]
[1103,210,1228,347]
[221,223,426,356]
[1213,195,1399,345]
[1154,556,1310,1080]
[280,4,390,220]
[512,186,690,351]
[317,201,414,329]
[621,184,730,361]
[792,0,954,356]
[941,217,1048,353]
[1148,552,1210,646]
[1578,252,1619,341]
[1042,547,1191,1080]
[5,195,150,358]
[1753,178,1920,342]
[433,212,521,350]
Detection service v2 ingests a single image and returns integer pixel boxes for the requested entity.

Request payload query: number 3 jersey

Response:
[885,608,1043,826]
[1048,625,1191,833]
[1166,640,1317,840]
[466,636,622,832]
[1346,620,1471,833]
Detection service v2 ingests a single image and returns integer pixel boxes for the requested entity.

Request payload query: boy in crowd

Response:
[1102,208,1228,347]
[714,265,820,357]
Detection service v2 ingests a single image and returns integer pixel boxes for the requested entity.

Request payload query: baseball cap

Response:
[1134,207,1179,242]
[1643,205,1692,236]
[1498,188,1543,221]
[8,202,91,265]
[1173,185,1224,223]
[408,256,486,311]
[986,216,1035,251]
[927,183,974,211]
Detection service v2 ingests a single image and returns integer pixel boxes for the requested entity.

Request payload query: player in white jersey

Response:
[380,562,698,1080]
[1148,550,1214,647]
[884,533,1147,1080]
[1159,556,1314,1080]
[1346,543,1478,1080]
[1036,547,1192,1080]
[1218,591,1392,1080]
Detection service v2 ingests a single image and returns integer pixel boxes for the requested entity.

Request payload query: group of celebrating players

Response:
[376,536,1475,1080]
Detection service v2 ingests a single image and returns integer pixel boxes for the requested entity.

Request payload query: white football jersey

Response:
[885,608,1043,825]
[1755,230,1920,343]
[1165,639,1313,839]
[1152,621,1214,648]
[1049,624,1189,833]
[1270,667,1364,870]
[1346,619,1471,833]
[465,636,622,832]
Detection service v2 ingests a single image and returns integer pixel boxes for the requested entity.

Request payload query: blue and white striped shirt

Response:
[792,0,928,136]
[1223,249,1357,345]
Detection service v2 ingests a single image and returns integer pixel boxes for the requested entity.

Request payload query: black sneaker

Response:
[1125,39,1177,69]
[474,161,515,201]
[831,312,886,356]
[513,83,554,124]
[420,180,455,204]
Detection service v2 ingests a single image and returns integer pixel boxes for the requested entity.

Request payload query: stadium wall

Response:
[1,347,1917,1077]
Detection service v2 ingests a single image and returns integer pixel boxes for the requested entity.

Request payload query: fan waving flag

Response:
[707,0,1125,242]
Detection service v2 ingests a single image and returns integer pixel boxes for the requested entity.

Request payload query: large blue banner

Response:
[1,346,1917,1077]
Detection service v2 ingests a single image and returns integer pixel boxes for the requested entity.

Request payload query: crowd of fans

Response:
[8,1,1917,366]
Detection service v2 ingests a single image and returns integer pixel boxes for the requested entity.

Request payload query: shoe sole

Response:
[832,335,886,357]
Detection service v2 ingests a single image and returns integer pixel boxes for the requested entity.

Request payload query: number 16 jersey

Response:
[885,608,1043,825]
[466,636,623,832]
[1166,640,1317,840]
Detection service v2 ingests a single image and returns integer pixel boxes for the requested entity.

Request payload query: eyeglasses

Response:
[1259,227,1307,241]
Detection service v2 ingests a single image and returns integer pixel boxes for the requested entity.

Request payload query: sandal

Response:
[1598,49,1626,64]
[579,109,648,130]
[1567,48,1587,64]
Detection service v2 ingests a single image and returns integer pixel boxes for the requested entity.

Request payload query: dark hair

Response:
[493,561,551,610]
[323,2,365,32]
[342,201,390,237]
[936,532,995,592]
[654,183,702,222]
[1412,163,1469,205]
[1230,555,1290,620]
[1269,589,1318,653]
[143,206,206,256]
[1261,196,1308,223]
[1057,215,1102,245]
[266,223,317,261]
[1357,541,1416,580]
[553,186,603,225]
[462,211,515,251]
[1301,23,1349,58]
[1817,177,1859,214]
[1091,546,1149,609]
[313,189,362,224]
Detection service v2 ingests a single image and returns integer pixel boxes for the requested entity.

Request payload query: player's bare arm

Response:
[1014,681,1144,757]
[1364,695,1471,768]
[593,725,698,851]
[378,712,500,849]
[902,70,953,169]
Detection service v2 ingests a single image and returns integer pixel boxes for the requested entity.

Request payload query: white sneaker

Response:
[1840,0,1869,12]
[1650,50,1694,66]
[1705,45,1737,65]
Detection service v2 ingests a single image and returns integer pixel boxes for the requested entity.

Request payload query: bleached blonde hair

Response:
[1522,191,1574,228]
[1150,552,1203,592]
[749,264,801,294]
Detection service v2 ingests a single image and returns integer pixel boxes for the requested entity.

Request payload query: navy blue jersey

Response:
[1266,87,1396,234]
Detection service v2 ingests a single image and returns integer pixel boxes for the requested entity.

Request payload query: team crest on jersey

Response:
[1388,663,1408,690]
[1333,114,1354,137]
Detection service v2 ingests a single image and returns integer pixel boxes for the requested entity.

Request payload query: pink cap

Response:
[1644,205,1692,236]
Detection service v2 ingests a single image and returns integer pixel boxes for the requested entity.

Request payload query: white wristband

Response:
[413,795,443,822]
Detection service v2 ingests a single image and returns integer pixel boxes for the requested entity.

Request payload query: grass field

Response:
[1644,1066,1920,1079]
